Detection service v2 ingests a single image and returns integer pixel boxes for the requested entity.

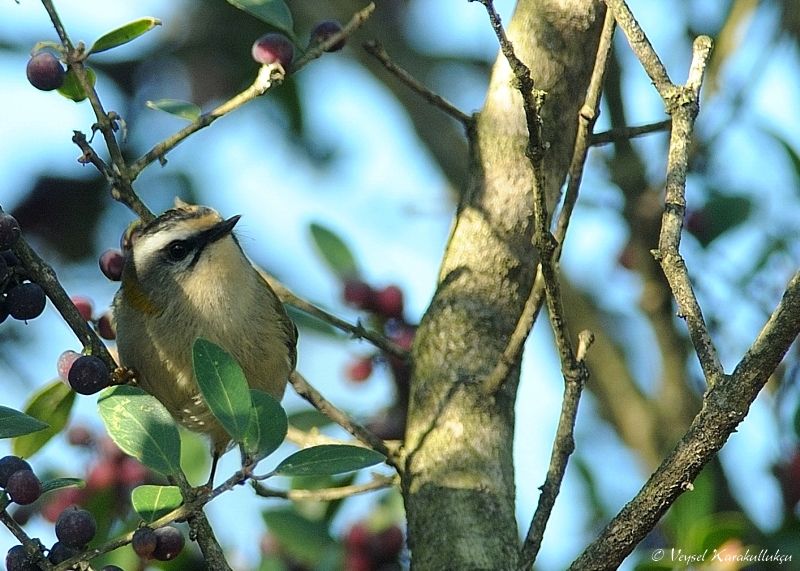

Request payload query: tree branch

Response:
[570,270,800,569]
[363,40,473,126]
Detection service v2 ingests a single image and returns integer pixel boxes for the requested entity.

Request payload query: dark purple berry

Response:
[55,506,97,548]
[310,20,346,52]
[5,545,37,571]
[47,541,79,564]
[0,212,21,250]
[152,526,184,561]
[343,279,374,309]
[132,527,158,559]
[0,456,32,487]
[26,52,65,91]
[0,254,9,283]
[68,355,110,395]
[99,249,125,281]
[5,469,42,505]
[251,33,294,68]
[6,282,46,321]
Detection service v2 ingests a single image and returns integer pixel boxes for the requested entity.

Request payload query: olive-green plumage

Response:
[113,202,297,454]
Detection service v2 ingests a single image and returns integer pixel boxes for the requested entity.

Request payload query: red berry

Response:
[66,425,93,447]
[6,469,41,505]
[368,525,404,562]
[346,357,373,383]
[57,350,81,382]
[26,52,65,91]
[251,33,294,68]
[99,249,125,281]
[70,296,94,321]
[96,310,116,340]
[0,212,21,250]
[343,279,374,309]
[375,285,404,319]
[86,461,117,491]
[310,20,346,52]
[344,523,370,551]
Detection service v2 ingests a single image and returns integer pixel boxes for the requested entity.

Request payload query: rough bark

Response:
[402,2,605,568]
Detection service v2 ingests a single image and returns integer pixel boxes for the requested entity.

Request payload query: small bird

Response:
[113,201,297,468]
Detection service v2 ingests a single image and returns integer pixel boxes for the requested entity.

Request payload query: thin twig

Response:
[517,9,615,566]
[253,474,396,500]
[264,272,408,359]
[40,0,153,221]
[363,40,473,126]
[652,36,723,386]
[128,3,376,181]
[288,371,399,471]
[9,231,118,372]
[604,0,673,98]
[590,119,671,146]
[570,270,800,569]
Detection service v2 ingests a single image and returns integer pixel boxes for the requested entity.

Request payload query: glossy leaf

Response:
[97,385,182,476]
[275,445,385,477]
[262,508,337,566]
[131,485,182,523]
[13,380,75,458]
[57,66,96,102]
[0,405,48,439]
[309,223,359,280]
[243,390,287,462]
[227,0,294,37]
[88,17,162,55]
[146,99,202,121]
[42,478,83,495]
[192,338,252,442]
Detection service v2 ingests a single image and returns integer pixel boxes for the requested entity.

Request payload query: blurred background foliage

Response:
[0,0,799,569]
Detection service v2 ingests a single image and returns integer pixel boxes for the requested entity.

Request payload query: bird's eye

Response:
[167,241,189,262]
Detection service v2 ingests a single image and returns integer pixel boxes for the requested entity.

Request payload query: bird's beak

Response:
[202,215,241,246]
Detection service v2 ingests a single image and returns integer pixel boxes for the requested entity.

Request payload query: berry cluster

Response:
[132,525,185,561]
[1,455,102,570]
[26,52,66,91]
[0,213,47,324]
[343,522,404,571]
[341,279,415,440]
[250,19,346,70]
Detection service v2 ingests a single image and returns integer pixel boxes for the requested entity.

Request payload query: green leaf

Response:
[13,381,75,458]
[227,0,294,37]
[41,478,83,495]
[131,485,182,523]
[287,409,334,431]
[262,508,338,566]
[57,66,96,102]
[243,390,287,462]
[275,445,385,477]
[145,99,202,121]
[192,338,253,443]
[0,405,49,439]
[687,191,752,248]
[97,385,182,476]
[88,17,162,55]
[309,223,359,280]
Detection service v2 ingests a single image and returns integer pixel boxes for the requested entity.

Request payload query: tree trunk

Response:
[402,1,606,568]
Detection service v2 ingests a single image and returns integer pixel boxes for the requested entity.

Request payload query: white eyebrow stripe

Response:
[133,226,198,268]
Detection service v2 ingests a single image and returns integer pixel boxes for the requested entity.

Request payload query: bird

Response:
[113,200,297,476]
